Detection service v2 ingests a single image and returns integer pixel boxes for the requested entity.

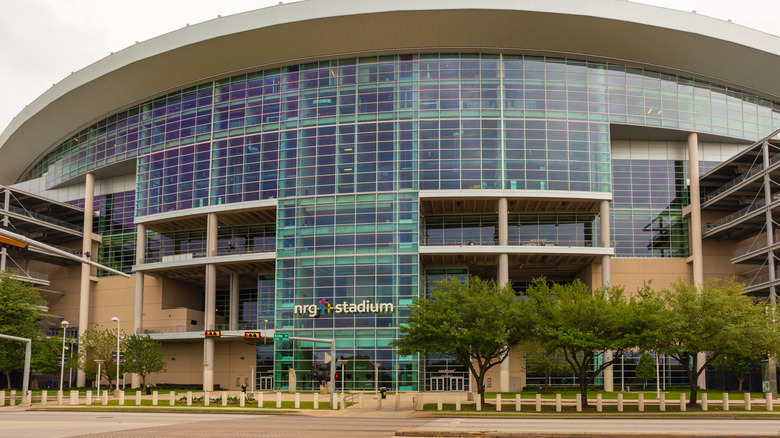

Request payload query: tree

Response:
[31,335,66,376]
[123,334,166,387]
[713,354,761,392]
[525,346,570,392]
[654,278,780,406]
[526,279,658,407]
[392,275,534,403]
[78,325,122,387]
[634,352,656,390]
[0,271,48,389]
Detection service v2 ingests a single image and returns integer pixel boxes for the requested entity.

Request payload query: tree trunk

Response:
[579,369,589,408]
[544,375,550,392]
[737,375,744,392]
[5,372,10,389]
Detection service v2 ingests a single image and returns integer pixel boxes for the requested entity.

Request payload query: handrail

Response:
[703,163,764,203]
[706,198,766,231]
[0,203,83,232]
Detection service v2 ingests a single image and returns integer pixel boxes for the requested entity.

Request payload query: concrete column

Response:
[497,197,510,392]
[599,199,614,392]
[0,187,10,271]
[229,273,239,331]
[204,213,218,391]
[77,173,95,387]
[131,223,146,388]
[762,141,779,396]
[687,133,707,390]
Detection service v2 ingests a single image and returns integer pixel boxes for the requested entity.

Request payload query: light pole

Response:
[373,363,379,398]
[111,317,121,393]
[394,365,399,392]
[263,320,268,344]
[59,320,69,392]
[95,359,104,402]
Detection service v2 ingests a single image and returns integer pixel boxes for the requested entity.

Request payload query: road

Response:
[3,410,780,437]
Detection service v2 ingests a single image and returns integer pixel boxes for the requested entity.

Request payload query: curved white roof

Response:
[2,0,780,183]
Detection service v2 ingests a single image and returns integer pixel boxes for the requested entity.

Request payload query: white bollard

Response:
[170,391,176,406]
[680,393,686,412]
[187,391,193,406]
[222,391,228,407]
[576,394,582,412]
[57,390,63,405]
[275,391,281,408]
[638,393,644,412]
[118,390,125,406]
[476,396,481,411]
[359,393,363,408]
[766,393,773,411]
[659,393,665,412]
[313,393,318,409]
[0,390,5,406]
[456,393,461,411]
[515,394,521,412]
[536,393,542,412]
[293,392,299,408]
[701,393,708,411]
[240,392,246,407]
[258,392,264,408]
[135,390,141,406]
[617,393,622,412]
[723,392,729,411]
[597,393,602,412]
[70,390,78,405]
[151,391,156,406]
[745,393,751,411]
[10,390,17,406]
[496,394,501,411]
[418,392,424,410]
[377,393,382,410]
[556,394,562,412]
[395,391,401,410]
[341,393,346,410]
[85,390,92,405]
[437,394,443,411]
[102,391,109,405]
[41,390,47,406]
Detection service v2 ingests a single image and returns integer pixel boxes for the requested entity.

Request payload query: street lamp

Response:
[59,321,69,392]
[94,359,105,402]
[263,320,268,344]
[111,317,121,393]
[373,363,380,398]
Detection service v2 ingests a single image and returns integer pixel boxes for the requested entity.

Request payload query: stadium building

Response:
[2,0,780,392]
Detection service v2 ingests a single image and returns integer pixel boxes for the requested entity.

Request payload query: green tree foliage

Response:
[78,325,123,387]
[392,275,533,403]
[712,354,762,392]
[0,271,47,389]
[526,279,657,407]
[31,335,67,376]
[123,334,166,387]
[525,346,570,392]
[653,278,780,406]
[634,352,656,390]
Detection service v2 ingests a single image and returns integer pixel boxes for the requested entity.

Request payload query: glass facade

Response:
[29,52,780,391]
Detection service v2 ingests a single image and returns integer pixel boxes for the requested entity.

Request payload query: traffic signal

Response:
[334,373,339,380]
[112,351,125,364]
[244,332,261,339]
[205,330,221,337]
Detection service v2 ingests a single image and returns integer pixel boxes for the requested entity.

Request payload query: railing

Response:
[141,324,204,334]
[144,245,276,264]
[706,198,766,231]
[703,163,764,203]
[6,266,49,282]
[422,237,604,247]
[0,203,83,232]
[745,270,780,288]
[215,322,264,331]
[732,232,780,258]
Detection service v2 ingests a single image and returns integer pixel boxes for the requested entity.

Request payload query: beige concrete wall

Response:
[582,258,691,294]
[149,340,256,390]
[482,348,526,392]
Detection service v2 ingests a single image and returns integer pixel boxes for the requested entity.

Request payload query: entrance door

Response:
[260,376,273,391]
[430,376,445,391]
[450,377,464,391]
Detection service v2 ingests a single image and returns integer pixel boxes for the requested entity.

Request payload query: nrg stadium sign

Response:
[294,298,394,317]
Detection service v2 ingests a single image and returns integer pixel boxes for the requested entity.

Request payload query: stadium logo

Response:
[294,300,394,317]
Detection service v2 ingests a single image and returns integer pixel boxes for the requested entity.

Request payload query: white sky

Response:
[0,0,778,133]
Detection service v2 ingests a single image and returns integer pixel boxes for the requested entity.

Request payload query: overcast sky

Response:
[0,0,778,133]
